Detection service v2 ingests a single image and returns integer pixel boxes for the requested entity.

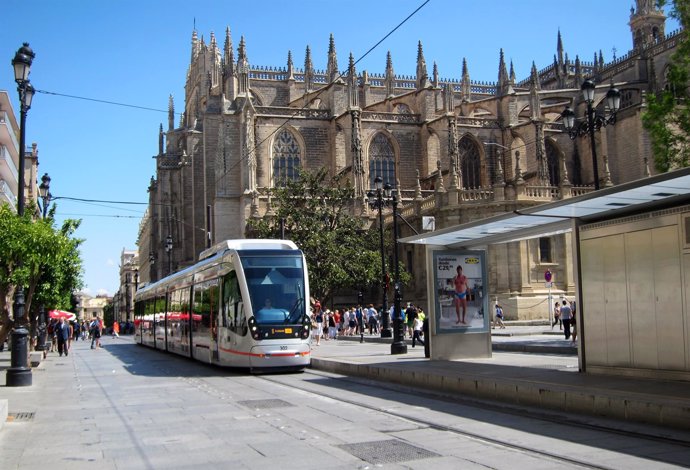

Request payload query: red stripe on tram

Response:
[218,347,310,358]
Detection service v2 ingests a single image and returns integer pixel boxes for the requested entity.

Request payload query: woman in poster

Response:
[454,265,468,324]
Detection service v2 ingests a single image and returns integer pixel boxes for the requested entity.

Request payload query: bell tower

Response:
[629,0,666,49]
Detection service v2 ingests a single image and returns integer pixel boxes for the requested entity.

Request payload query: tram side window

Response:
[169,288,190,339]
[193,279,218,332]
[222,271,244,334]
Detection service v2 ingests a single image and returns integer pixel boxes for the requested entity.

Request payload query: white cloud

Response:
[106,259,115,267]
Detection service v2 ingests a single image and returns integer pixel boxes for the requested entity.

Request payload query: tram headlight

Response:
[248,316,260,340]
[300,314,311,339]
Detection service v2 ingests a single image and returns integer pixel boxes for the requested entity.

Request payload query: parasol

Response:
[48,309,76,321]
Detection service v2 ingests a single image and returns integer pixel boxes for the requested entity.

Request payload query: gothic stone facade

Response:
[141,1,680,318]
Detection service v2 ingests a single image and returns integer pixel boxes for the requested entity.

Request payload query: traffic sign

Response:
[544,269,552,282]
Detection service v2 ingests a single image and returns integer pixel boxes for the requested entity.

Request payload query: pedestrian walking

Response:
[412,315,425,348]
[559,299,573,340]
[493,304,506,329]
[90,316,102,349]
[552,301,562,329]
[312,302,324,346]
[112,320,120,338]
[54,317,71,356]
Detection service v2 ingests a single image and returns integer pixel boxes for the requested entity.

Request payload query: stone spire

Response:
[461,58,470,101]
[304,45,314,93]
[509,60,516,84]
[326,34,339,83]
[168,94,175,131]
[529,62,541,120]
[286,50,294,81]
[347,53,359,109]
[497,49,509,96]
[159,124,164,155]
[416,40,429,89]
[557,29,564,66]
[223,27,234,76]
[237,36,250,95]
[574,55,582,88]
[385,51,395,98]
[191,29,200,62]
[432,61,439,88]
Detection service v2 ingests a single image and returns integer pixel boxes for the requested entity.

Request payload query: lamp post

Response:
[35,173,51,352]
[148,251,156,282]
[38,172,51,219]
[561,79,621,190]
[7,43,36,387]
[165,235,173,275]
[390,190,407,355]
[367,176,392,338]
[125,273,131,324]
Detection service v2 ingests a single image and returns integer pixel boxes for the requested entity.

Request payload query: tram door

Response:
[221,271,244,350]
[192,279,219,363]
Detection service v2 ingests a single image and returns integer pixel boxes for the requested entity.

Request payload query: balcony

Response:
[0,145,19,185]
[0,111,20,152]
[0,179,17,208]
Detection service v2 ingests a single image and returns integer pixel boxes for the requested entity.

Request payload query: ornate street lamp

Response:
[367,176,392,338]
[38,172,51,219]
[7,42,36,387]
[561,79,621,190]
[165,235,173,275]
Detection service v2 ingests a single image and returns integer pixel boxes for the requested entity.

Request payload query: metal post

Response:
[390,193,407,355]
[377,188,391,338]
[586,102,600,190]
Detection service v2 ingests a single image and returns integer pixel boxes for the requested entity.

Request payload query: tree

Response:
[642,0,690,171]
[0,202,84,346]
[247,168,409,305]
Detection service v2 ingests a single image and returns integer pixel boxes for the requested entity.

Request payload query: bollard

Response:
[360,330,364,343]
[6,326,32,386]
[422,317,430,359]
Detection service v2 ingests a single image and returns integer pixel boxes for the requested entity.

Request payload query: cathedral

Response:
[137,1,679,318]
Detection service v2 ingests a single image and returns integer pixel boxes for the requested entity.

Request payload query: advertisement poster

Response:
[433,251,488,334]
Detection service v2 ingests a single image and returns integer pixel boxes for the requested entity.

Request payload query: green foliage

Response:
[247,168,408,304]
[0,202,84,342]
[643,0,690,171]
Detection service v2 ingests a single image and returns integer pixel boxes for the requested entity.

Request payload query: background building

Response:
[139,1,680,318]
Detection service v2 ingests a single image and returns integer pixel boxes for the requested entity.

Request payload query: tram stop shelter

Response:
[400,167,690,382]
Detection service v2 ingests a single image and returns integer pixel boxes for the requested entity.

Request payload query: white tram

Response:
[134,239,311,372]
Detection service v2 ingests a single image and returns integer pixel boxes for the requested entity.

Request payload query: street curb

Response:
[492,343,577,355]
[310,358,690,432]
[0,399,7,431]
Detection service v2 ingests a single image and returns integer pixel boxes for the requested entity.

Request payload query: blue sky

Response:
[1,0,680,296]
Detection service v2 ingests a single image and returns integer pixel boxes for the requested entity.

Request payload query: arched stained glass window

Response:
[273,129,301,186]
[459,137,481,188]
[546,140,561,186]
[369,133,396,188]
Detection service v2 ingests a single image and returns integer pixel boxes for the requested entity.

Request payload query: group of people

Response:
[47,316,106,355]
[309,301,427,348]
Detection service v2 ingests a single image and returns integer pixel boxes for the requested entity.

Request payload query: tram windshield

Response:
[240,253,306,325]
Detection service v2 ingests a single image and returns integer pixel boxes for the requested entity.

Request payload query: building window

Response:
[539,237,552,263]
[272,129,301,186]
[369,133,396,188]
[459,136,481,188]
